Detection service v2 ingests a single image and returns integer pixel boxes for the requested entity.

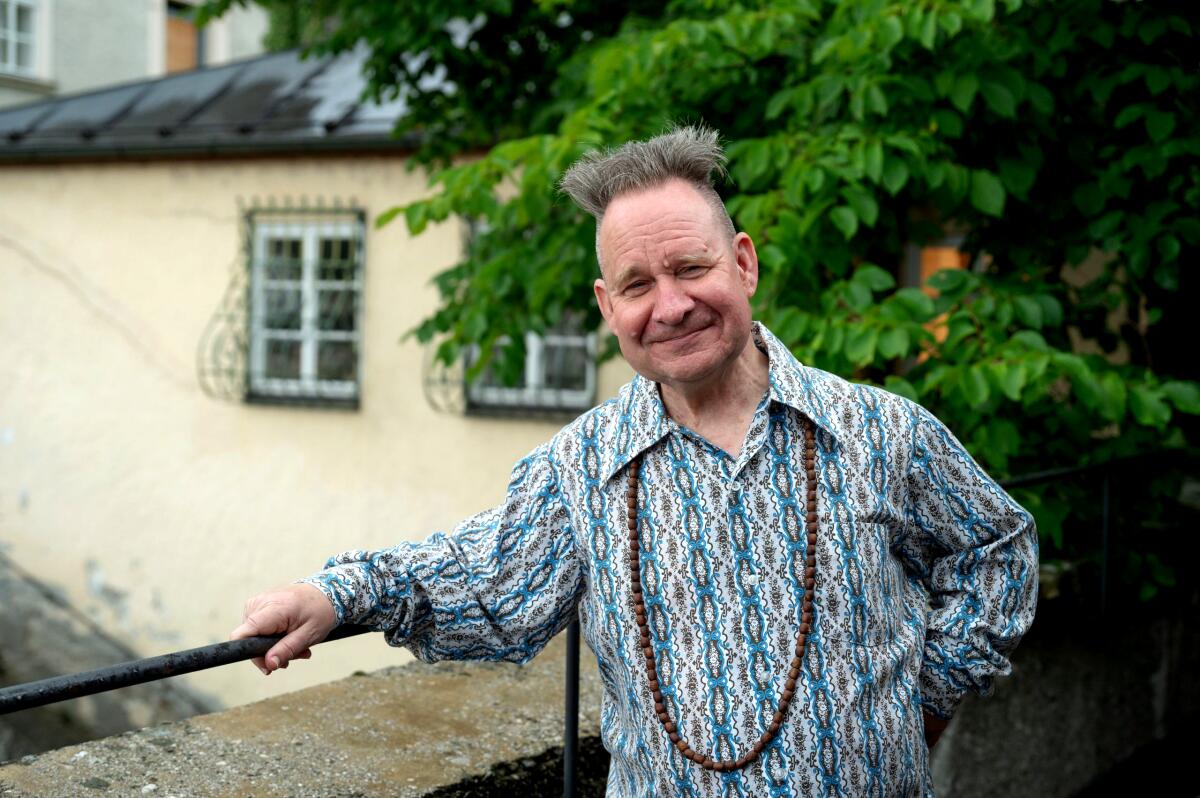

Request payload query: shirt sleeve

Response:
[297,442,581,665]
[899,401,1039,719]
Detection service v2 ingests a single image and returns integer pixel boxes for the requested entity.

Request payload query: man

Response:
[233,126,1038,796]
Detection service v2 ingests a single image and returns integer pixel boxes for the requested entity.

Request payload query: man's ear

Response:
[733,232,760,298]
[594,278,614,331]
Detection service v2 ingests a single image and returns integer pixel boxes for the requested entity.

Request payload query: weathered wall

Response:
[0,155,635,710]
[931,602,1200,796]
[0,552,210,762]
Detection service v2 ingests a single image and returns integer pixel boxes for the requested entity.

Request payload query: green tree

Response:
[203,0,1199,598]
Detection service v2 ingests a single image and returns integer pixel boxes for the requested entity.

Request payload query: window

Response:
[0,0,36,78]
[464,326,597,414]
[247,213,364,408]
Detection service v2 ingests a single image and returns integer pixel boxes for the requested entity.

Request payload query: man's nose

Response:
[651,278,695,325]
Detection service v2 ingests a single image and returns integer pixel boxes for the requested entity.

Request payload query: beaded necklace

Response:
[625,419,818,772]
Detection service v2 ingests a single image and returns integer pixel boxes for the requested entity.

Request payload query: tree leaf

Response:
[878,16,904,49]
[1035,294,1064,327]
[844,326,879,365]
[997,361,1025,401]
[878,326,911,359]
[854,263,896,291]
[892,287,936,320]
[919,11,938,49]
[830,205,858,239]
[1130,385,1171,428]
[980,81,1016,117]
[960,365,991,406]
[970,170,1007,216]
[864,140,884,183]
[882,158,910,195]
[1145,110,1176,143]
[844,187,880,226]
[884,375,919,401]
[1162,381,1200,414]
[1013,296,1044,328]
[949,74,978,113]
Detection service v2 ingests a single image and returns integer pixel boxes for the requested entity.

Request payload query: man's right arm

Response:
[230,442,580,673]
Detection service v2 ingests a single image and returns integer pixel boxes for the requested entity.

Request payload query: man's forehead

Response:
[601,179,712,229]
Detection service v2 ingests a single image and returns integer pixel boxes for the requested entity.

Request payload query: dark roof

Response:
[0,49,419,162]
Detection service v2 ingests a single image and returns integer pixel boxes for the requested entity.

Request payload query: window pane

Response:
[264,237,302,279]
[16,4,32,35]
[543,342,589,391]
[15,40,30,69]
[264,339,300,380]
[0,2,9,32]
[263,288,302,330]
[317,289,356,331]
[0,41,8,68]
[317,341,356,381]
[317,237,357,281]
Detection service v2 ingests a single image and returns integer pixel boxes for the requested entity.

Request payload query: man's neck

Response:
[658,339,770,459]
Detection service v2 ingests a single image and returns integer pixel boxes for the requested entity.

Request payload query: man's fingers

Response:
[264,626,318,672]
[230,620,261,641]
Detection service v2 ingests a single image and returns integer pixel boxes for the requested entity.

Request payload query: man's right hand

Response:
[230,583,338,675]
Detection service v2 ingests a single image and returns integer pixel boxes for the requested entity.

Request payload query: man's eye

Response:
[625,281,649,294]
[680,265,705,276]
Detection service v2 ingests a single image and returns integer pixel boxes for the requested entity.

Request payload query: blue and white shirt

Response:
[303,323,1038,797]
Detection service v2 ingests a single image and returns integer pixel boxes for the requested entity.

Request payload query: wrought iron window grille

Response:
[197,198,365,410]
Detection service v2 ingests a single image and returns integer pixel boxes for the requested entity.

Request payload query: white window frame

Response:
[466,330,597,413]
[0,0,39,79]
[248,219,364,405]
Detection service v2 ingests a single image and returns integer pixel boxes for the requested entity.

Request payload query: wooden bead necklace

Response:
[625,419,819,772]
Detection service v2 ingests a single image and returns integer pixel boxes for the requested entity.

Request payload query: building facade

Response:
[0,49,631,709]
[0,0,268,109]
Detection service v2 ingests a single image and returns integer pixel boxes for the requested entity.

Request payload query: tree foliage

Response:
[203,0,1200,598]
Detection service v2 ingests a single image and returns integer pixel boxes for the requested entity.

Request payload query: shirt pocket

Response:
[818,517,903,648]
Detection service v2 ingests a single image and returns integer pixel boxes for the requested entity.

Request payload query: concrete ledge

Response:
[0,635,606,797]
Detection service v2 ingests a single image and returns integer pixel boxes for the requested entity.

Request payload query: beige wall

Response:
[0,155,632,708]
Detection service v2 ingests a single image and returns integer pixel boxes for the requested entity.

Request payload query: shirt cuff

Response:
[918,638,971,720]
[296,562,376,626]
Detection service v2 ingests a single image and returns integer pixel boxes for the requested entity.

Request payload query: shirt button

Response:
[744,573,760,587]
[772,765,789,783]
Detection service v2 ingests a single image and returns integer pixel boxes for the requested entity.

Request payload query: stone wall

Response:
[931,599,1200,796]
[0,635,606,798]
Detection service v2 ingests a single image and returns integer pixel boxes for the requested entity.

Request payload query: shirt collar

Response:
[598,322,839,486]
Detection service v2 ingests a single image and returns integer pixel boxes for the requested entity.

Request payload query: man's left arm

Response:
[899,401,1039,727]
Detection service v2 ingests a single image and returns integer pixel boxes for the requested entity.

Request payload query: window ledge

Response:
[0,72,54,94]
[245,392,360,411]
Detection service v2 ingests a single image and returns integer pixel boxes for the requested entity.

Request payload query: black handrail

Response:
[0,625,369,715]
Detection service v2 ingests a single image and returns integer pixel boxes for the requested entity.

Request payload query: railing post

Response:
[564,617,580,798]
[1100,472,1110,615]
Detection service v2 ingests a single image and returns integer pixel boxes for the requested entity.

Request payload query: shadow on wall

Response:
[0,553,212,762]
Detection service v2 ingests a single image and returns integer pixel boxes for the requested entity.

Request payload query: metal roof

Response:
[0,49,418,162]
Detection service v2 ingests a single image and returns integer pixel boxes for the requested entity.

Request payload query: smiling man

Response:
[233,126,1038,796]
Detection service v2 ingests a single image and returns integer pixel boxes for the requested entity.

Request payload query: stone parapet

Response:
[0,635,606,797]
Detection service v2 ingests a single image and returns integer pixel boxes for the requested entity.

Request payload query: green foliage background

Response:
[204,0,1199,600]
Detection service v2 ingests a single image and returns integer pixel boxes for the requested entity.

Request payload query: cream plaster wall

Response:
[0,155,633,709]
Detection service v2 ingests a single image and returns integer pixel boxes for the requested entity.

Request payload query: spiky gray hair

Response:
[559,125,737,270]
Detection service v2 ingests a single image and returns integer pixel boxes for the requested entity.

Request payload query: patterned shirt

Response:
[303,323,1038,797]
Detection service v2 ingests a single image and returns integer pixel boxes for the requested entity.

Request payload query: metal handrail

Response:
[0,625,369,715]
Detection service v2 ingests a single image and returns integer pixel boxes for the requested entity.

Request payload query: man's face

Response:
[593,179,759,390]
